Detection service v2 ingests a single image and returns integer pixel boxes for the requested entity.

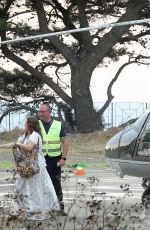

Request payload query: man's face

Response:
[39,105,51,122]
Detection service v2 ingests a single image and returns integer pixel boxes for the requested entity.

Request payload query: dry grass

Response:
[0,127,122,169]
[0,127,121,154]
[0,128,25,169]
[0,128,25,142]
[0,128,120,154]
[68,127,122,154]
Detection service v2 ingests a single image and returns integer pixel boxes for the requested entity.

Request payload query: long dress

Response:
[14,131,60,213]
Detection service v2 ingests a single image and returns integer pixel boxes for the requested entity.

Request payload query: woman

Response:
[0,116,60,220]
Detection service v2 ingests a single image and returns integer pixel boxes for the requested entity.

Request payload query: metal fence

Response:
[0,110,28,132]
[0,102,150,131]
[95,102,150,128]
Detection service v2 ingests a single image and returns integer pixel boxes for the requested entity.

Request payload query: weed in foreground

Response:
[0,170,148,230]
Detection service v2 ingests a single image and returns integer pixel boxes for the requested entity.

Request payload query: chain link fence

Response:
[95,102,149,129]
[0,102,150,131]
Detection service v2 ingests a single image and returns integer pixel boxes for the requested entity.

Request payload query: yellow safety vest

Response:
[39,120,61,157]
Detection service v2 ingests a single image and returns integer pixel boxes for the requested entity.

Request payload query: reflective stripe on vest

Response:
[39,120,61,157]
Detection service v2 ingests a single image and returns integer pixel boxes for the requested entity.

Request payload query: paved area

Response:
[0,168,150,229]
[0,168,144,201]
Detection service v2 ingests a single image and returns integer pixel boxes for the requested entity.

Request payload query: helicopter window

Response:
[134,111,150,157]
[145,118,150,131]
[136,133,150,156]
[133,112,149,131]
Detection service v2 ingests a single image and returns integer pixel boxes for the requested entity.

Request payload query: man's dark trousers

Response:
[45,155,64,210]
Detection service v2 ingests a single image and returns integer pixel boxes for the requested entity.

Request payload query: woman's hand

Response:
[14,142,19,148]
[0,142,16,149]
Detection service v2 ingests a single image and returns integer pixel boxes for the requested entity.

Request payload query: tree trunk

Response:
[71,64,102,133]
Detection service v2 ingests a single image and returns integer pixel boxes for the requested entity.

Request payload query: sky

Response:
[91,61,150,103]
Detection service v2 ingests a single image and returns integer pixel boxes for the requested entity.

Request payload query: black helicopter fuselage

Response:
[105,109,150,178]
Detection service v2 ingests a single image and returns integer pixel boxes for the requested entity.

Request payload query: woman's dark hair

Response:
[26,116,42,138]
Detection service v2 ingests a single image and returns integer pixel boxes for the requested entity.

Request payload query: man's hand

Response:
[59,158,66,167]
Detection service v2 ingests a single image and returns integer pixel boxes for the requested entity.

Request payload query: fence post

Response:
[9,112,11,131]
[146,103,148,110]
[111,102,113,127]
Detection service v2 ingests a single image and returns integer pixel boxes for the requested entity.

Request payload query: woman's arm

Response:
[16,141,36,152]
[0,142,15,149]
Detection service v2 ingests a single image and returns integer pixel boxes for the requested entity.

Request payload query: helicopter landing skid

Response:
[142,178,150,190]
[141,178,150,208]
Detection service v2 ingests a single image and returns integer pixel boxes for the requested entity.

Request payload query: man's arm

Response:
[61,137,69,159]
[58,137,69,167]
[59,124,68,166]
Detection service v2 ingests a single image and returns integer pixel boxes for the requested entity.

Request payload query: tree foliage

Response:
[0,0,150,132]
[0,67,45,97]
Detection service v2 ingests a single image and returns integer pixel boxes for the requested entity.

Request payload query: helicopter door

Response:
[135,117,150,159]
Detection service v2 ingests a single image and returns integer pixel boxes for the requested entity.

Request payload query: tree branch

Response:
[0,105,37,125]
[120,30,150,43]
[87,0,148,68]
[51,0,83,42]
[32,0,77,66]
[1,43,73,107]
[98,55,150,115]
[76,0,92,47]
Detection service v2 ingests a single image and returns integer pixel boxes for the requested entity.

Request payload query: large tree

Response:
[0,0,149,133]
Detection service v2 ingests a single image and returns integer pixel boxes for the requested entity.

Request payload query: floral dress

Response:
[14,131,60,213]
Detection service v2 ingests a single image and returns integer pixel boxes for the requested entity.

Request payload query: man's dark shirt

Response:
[41,120,67,137]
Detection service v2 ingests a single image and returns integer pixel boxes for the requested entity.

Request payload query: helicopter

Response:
[105,108,150,207]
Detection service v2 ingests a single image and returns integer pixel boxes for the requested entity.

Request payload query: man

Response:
[38,103,68,215]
